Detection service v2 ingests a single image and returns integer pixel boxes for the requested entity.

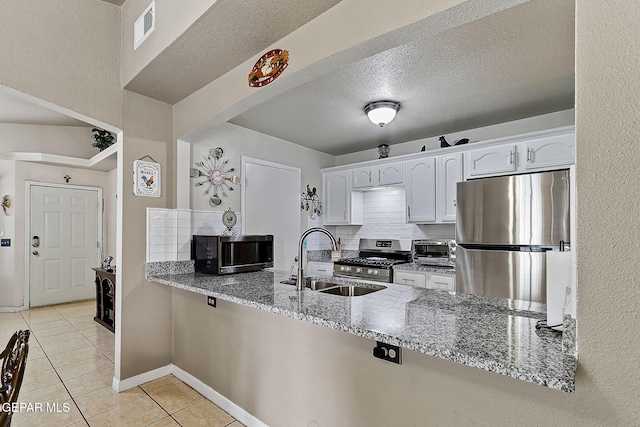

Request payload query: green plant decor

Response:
[91,128,116,151]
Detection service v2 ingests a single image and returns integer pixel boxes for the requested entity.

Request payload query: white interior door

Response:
[242,158,301,271]
[29,184,101,307]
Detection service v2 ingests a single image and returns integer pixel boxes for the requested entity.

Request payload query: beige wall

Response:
[117,90,174,379]
[189,123,334,236]
[0,0,174,382]
[0,124,95,160]
[574,0,640,422]
[121,0,217,87]
[0,160,17,307]
[1,162,114,308]
[0,0,123,129]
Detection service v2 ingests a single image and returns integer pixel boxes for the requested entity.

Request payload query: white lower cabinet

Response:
[394,270,455,292]
[307,262,334,277]
[394,270,427,288]
[431,274,455,292]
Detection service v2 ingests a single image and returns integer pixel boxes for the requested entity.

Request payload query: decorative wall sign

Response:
[133,159,161,197]
[220,205,238,236]
[192,147,239,207]
[248,49,289,87]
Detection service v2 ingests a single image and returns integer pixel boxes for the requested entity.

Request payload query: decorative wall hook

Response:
[63,175,71,183]
[301,185,322,218]
[1,195,10,215]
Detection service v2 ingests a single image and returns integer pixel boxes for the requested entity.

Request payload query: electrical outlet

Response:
[206,296,217,307]
[373,341,402,364]
[0,239,10,247]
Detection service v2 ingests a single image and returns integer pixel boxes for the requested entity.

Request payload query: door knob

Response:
[32,251,39,256]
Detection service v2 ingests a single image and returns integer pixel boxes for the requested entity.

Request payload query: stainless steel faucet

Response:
[297,227,338,291]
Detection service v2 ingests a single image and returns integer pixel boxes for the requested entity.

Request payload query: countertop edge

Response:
[149,273,576,392]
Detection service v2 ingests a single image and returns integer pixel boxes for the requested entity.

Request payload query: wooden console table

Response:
[92,267,115,333]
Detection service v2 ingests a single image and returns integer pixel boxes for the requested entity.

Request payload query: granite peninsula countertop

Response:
[147,264,576,392]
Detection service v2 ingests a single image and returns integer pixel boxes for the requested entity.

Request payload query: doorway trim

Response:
[23,181,103,310]
[240,156,301,234]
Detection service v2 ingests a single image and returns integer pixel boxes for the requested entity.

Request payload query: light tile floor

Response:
[0,300,244,427]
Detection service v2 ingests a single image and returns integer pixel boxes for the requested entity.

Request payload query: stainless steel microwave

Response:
[412,239,456,267]
[192,235,274,275]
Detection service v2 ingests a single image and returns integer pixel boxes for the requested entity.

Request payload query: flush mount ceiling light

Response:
[364,101,400,127]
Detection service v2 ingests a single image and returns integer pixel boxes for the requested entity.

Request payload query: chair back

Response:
[0,330,30,427]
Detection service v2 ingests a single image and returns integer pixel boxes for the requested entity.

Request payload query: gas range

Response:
[333,239,412,283]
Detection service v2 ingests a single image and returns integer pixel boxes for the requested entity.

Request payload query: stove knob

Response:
[356,267,362,273]
[367,269,373,274]
[340,266,347,271]
[373,269,379,275]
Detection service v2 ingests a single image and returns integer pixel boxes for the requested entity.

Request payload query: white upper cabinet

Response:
[377,162,403,186]
[323,170,363,225]
[352,162,403,189]
[352,167,373,188]
[521,132,575,170]
[465,144,517,179]
[437,153,463,222]
[404,157,436,223]
[465,127,575,179]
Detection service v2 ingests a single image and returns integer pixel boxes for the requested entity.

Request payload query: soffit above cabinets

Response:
[228,0,575,156]
[124,0,343,104]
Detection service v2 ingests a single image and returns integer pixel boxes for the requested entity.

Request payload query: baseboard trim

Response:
[112,364,173,392]
[113,364,268,427]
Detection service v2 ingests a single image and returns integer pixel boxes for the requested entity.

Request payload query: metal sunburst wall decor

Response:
[192,147,240,207]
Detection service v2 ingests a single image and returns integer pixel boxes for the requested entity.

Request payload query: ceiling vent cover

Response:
[134,1,155,50]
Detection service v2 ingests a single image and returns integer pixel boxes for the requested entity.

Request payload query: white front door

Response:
[242,157,301,271]
[29,184,101,307]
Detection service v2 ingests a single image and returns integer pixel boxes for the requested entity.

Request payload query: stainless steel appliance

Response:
[412,239,456,267]
[192,235,274,275]
[455,170,570,303]
[333,238,412,283]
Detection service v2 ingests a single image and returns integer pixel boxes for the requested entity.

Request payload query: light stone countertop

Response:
[147,264,576,392]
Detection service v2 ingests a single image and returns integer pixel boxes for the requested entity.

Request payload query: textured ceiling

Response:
[228,0,575,155]
[125,0,342,104]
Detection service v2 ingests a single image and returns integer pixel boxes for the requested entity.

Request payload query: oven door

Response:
[413,241,450,265]
[219,236,274,274]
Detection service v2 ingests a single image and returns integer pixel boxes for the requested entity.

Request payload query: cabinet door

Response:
[404,157,436,223]
[324,171,350,225]
[352,167,373,189]
[394,270,427,288]
[465,144,517,178]
[437,153,463,222]
[376,162,403,186]
[522,132,575,170]
[430,274,455,292]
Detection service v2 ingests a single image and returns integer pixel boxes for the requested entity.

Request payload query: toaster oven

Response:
[412,239,456,267]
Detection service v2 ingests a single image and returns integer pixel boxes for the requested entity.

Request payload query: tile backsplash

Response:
[146,208,243,263]
[325,188,455,251]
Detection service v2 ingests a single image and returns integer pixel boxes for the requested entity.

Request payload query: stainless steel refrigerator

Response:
[455,170,570,303]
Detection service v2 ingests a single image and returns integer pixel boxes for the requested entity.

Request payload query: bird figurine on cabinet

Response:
[439,136,470,148]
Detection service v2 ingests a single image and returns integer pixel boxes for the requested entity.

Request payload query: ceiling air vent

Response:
[134,1,155,50]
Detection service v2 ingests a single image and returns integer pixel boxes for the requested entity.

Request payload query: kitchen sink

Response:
[281,278,385,296]
[305,279,340,291]
[319,285,385,297]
